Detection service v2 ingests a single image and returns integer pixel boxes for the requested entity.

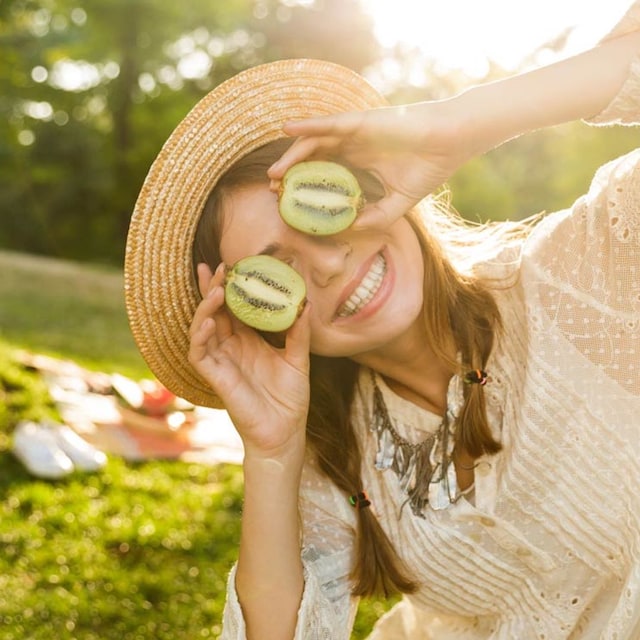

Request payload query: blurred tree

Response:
[1,0,638,263]
[254,0,378,70]
[449,122,640,223]
[0,0,379,264]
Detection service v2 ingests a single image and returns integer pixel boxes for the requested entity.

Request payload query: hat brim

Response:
[125,58,388,409]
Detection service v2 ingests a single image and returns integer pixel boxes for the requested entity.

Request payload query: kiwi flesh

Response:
[278,161,363,235]
[224,255,306,332]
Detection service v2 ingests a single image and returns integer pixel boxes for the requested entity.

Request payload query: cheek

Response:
[391,228,425,298]
[306,313,342,357]
[218,188,285,265]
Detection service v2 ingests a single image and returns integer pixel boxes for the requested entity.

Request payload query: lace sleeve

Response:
[522,147,640,397]
[588,0,640,126]
[220,456,360,639]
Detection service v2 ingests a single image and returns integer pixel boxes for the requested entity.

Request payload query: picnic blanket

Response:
[18,352,243,465]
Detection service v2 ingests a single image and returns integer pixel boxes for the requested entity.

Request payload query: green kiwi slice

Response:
[278,161,363,235]
[224,255,306,332]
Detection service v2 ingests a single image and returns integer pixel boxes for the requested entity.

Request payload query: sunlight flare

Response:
[360,0,632,75]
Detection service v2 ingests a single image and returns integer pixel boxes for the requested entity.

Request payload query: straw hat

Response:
[124,58,388,409]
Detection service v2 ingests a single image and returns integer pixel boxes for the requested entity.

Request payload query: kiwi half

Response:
[278,161,363,235]
[224,255,306,332]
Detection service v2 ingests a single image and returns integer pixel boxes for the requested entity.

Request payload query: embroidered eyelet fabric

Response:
[221,4,640,638]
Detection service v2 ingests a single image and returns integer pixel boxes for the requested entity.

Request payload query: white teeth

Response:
[338,254,386,317]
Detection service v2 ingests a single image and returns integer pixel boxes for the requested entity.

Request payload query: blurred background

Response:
[1,1,639,638]
[2,0,639,266]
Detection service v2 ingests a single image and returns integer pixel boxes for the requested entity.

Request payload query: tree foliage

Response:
[450,123,640,223]
[1,0,639,264]
[0,0,379,263]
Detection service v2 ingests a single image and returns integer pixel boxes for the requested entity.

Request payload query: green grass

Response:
[0,250,150,379]
[0,251,394,638]
[0,339,244,639]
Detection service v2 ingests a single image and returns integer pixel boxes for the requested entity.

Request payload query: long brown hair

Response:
[193,139,526,598]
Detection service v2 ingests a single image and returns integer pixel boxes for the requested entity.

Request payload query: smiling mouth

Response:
[337,253,387,318]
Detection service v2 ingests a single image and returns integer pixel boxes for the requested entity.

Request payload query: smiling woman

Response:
[361,0,634,75]
[123,1,640,637]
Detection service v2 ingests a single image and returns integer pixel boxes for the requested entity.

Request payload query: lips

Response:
[336,253,387,318]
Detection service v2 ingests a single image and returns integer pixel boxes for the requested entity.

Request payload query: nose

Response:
[299,235,352,288]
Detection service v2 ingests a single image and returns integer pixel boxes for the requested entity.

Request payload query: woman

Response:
[124,2,640,638]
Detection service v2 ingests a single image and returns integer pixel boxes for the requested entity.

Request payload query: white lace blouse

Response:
[221,3,640,638]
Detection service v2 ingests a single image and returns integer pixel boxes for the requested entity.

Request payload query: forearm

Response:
[459,29,640,156]
[236,437,306,640]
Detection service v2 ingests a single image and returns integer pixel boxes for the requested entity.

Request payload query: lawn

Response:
[0,250,392,639]
[0,250,149,379]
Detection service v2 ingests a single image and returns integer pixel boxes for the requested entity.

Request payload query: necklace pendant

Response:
[428,461,459,510]
[374,422,396,471]
[394,443,416,493]
[369,371,462,516]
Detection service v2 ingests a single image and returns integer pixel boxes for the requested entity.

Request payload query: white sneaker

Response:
[48,423,107,472]
[12,421,74,479]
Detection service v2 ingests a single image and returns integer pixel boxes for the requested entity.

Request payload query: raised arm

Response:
[190,263,309,639]
[461,28,640,160]
[269,28,640,228]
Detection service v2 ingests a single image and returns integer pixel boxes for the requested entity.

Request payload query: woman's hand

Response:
[191,266,312,635]
[189,262,311,460]
[268,99,474,228]
[269,26,640,232]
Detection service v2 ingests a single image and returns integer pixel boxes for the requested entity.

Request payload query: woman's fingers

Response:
[353,191,417,230]
[267,111,372,181]
[196,262,213,298]
[197,262,226,295]
[209,264,235,342]
[194,262,234,341]
[189,314,218,364]
[268,134,344,181]
[283,111,362,137]
[189,289,233,375]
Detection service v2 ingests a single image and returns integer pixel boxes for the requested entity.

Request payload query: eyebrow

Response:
[258,242,282,257]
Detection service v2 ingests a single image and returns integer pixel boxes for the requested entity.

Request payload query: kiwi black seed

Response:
[278,160,364,235]
[224,255,306,332]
